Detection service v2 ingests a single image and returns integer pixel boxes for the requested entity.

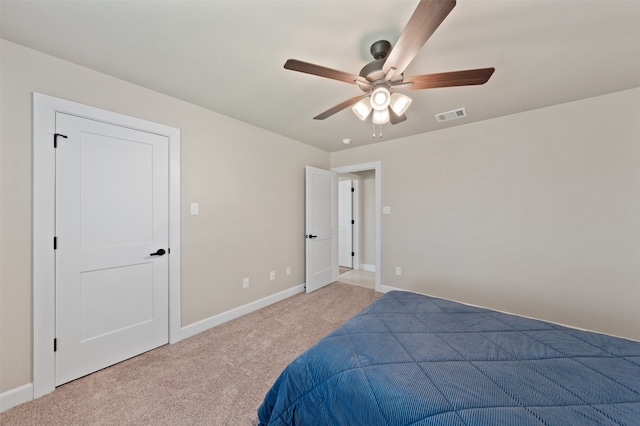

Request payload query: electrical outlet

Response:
[395,266,402,276]
[286,267,291,276]
[270,271,275,280]
[243,277,250,288]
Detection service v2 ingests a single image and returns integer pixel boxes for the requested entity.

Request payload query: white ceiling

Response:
[2,0,639,152]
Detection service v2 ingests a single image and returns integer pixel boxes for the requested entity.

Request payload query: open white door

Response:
[305,166,338,293]
[338,180,353,268]
[55,112,169,385]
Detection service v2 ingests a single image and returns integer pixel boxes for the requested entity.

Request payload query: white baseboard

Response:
[179,284,305,341]
[360,264,376,272]
[0,284,306,412]
[0,383,33,413]
[378,284,403,293]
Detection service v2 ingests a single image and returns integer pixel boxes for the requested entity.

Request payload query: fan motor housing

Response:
[358,40,403,91]
[359,59,386,83]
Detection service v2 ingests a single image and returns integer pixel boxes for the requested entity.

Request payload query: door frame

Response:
[32,93,181,398]
[332,162,381,292]
[338,176,360,271]
[350,178,360,271]
[338,178,354,269]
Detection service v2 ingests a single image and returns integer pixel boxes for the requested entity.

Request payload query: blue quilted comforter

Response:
[257,290,640,425]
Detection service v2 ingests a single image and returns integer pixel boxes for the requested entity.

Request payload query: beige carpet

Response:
[1,282,380,425]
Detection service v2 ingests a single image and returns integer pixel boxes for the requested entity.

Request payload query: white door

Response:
[305,166,338,293]
[55,112,169,385]
[338,180,353,268]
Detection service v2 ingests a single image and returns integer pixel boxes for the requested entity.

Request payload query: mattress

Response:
[257,290,640,425]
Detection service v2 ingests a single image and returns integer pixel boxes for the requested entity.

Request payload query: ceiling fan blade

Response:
[285,59,366,85]
[383,0,457,76]
[403,67,495,90]
[389,108,407,125]
[314,94,369,120]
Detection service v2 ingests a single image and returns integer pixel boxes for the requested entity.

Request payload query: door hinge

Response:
[53,133,67,148]
[54,236,57,250]
[168,248,171,254]
[351,187,355,192]
[352,252,355,257]
[54,338,57,352]
[351,220,355,225]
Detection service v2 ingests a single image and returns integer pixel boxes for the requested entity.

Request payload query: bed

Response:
[257,290,640,425]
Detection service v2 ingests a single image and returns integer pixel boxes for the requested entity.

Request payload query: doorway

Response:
[33,93,182,398]
[332,162,381,292]
[338,172,375,289]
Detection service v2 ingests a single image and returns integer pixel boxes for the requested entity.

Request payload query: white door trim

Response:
[351,178,360,271]
[331,162,381,292]
[338,179,353,268]
[32,93,181,399]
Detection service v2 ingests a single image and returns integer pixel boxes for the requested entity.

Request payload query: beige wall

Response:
[332,88,640,341]
[0,40,329,392]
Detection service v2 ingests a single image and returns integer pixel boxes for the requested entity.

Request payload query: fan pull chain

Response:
[372,122,383,138]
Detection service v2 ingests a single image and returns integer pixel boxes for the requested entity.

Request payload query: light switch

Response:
[190,203,199,215]
[383,206,391,215]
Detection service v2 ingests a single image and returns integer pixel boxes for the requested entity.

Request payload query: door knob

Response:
[307,234,318,239]
[150,248,166,256]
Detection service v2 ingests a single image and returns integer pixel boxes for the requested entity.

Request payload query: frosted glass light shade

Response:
[390,93,412,116]
[370,87,391,111]
[352,97,372,120]
[372,108,390,124]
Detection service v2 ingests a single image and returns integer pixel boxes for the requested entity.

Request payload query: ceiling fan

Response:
[284,0,494,129]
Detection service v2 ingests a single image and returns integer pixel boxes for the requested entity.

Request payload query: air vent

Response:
[435,107,467,123]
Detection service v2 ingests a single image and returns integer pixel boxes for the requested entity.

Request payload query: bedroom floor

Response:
[338,268,375,289]
[0,282,381,425]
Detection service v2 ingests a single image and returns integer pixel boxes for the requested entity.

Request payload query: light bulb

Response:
[372,108,390,124]
[352,97,372,120]
[370,87,390,111]
[389,93,412,116]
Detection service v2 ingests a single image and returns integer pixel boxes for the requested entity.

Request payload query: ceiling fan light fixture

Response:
[372,108,390,124]
[370,87,391,111]
[390,92,412,116]
[283,0,495,138]
[352,97,373,120]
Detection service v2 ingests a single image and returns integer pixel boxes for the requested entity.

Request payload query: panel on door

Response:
[55,112,169,385]
[305,166,338,293]
[338,180,353,268]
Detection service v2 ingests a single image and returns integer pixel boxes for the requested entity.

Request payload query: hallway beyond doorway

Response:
[338,269,375,289]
